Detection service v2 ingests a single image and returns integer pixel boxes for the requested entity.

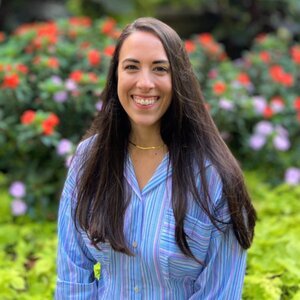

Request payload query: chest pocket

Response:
[81,232,112,269]
[159,209,213,280]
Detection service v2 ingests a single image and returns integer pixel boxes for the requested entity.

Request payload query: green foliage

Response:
[1,172,299,298]
[0,180,57,299]
[0,16,120,219]
[243,172,300,299]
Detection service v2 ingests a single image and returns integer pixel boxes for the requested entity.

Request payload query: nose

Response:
[136,70,155,90]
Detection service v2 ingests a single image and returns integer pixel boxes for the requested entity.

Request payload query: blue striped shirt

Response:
[56,137,247,299]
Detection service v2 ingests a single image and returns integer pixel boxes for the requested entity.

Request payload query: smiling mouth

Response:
[132,95,159,106]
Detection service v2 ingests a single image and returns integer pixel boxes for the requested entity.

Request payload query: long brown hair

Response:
[75,17,256,259]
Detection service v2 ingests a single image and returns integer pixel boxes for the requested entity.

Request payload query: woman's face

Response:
[117,31,172,133]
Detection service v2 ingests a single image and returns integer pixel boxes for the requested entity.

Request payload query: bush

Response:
[186,30,300,185]
[0,172,299,299]
[0,16,299,218]
[0,16,120,218]
[243,173,300,299]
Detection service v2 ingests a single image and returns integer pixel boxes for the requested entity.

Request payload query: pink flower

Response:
[56,139,73,156]
[11,199,27,216]
[249,134,266,150]
[9,181,26,198]
[254,121,273,136]
[252,96,267,114]
[284,167,300,185]
[273,135,290,151]
[95,100,103,111]
[219,98,234,111]
[65,79,78,91]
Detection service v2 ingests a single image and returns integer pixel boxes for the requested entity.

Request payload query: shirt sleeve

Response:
[189,226,247,299]
[55,140,98,299]
[189,163,247,299]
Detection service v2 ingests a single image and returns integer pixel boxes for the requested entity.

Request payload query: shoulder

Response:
[67,134,98,177]
[76,134,98,155]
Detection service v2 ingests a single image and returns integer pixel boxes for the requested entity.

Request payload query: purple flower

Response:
[252,96,267,114]
[273,135,290,151]
[11,199,27,216]
[65,79,78,91]
[54,91,68,103]
[51,75,63,85]
[249,134,266,150]
[275,125,288,137]
[56,139,73,156]
[96,101,103,111]
[284,167,300,185]
[219,98,234,111]
[9,181,26,198]
[254,121,273,136]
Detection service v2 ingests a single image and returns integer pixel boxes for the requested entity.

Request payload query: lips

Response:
[132,95,159,106]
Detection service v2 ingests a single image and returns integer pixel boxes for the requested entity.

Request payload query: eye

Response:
[153,66,169,73]
[124,64,138,71]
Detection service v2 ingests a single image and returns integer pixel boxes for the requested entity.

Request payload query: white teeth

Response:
[133,96,157,106]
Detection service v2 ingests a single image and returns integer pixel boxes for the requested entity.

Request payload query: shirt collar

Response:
[124,153,172,199]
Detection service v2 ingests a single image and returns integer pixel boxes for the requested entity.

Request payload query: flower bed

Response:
[0,17,299,217]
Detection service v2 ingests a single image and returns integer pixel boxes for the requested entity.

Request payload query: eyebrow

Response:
[121,58,169,65]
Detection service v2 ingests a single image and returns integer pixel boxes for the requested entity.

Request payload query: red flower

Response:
[0,32,5,42]
[237,72,251,86]
[263,106,273,118]
[47,57,59,69]
[270,96,285,112]
[294,97,300,111]
[291,45,300,64]
[101,18,116,35]
[42,113,59,135]
[198,33,214,45]
[17,64,28,74]
[269,65,284,81]
[280,73,294,87]
[255,33,267,43]
[259,51,271,63]
[205,42,221,55]
[104,45,115,57]
[37,22,58,37]
[21,110,36,124]
[69,17,92,27]
[87,49,101,66]
[88,72,98,82]
[269,65,294,86]
[70,70,83,82]
[2,74,20,89]
[213,81,227,95]
[185,40,196,53]
[80,42,91,49]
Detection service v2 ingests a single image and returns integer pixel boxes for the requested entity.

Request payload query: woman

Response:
[56,17,256,299]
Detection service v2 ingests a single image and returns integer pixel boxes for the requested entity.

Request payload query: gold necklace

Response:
[129,140,165,150]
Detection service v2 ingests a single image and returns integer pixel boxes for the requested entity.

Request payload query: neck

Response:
[130,124,163,147]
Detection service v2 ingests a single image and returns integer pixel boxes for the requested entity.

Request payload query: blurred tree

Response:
[0,0,69,32]
[1,0,300,57]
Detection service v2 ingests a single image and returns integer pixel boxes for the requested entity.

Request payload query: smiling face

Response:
[117,31,172,134]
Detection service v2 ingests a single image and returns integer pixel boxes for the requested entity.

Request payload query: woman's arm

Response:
[189,226,247,299]
[189,163,247,299]
[55,140,98,299]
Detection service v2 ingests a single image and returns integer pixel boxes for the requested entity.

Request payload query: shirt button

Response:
[134,286,139,293]
[132,241,138,248]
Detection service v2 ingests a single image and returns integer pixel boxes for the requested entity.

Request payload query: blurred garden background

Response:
[0,0,300,299]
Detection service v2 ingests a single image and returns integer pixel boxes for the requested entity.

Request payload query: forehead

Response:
[118,31,168,61]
